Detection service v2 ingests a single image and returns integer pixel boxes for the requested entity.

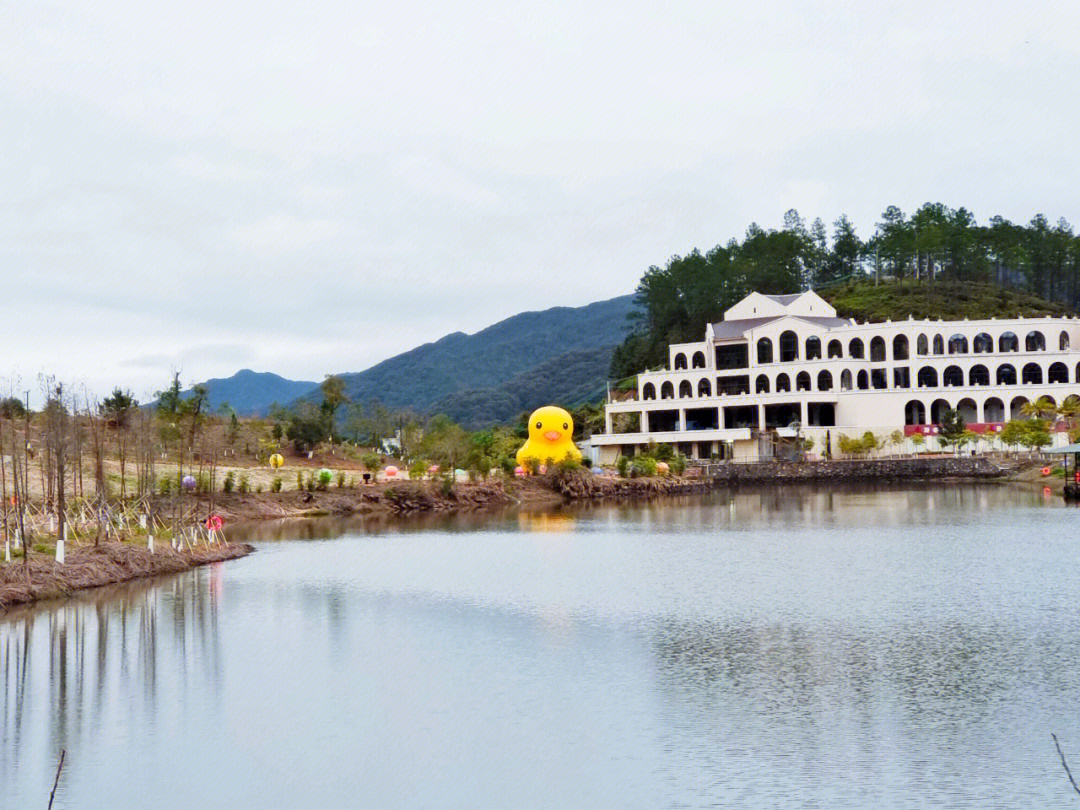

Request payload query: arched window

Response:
[943,365,964,387]
[969,365,990,386]
[806,336,822,360]
[779,331,799,362]
[905,400,926,425]
[817,370,833,391]
[643,382,656,400]
[948,334,969,354]
[1026,331,1045,352]
[698,378,711,397]
[870,336,886,362]
[973,333,993,353]
[917,334,929,355]
[1022,363,1043,384]
[1010,396,1029,420]
[678,380,693,398]
[757,337,773,364]
[692,351,706,369]
[827,340,843,359]
[849,338,865,359]
[931,399,951,424]
[776,373,790,393]
[997,364,1017,385]
[796,371,811,392]
[1049,362,1068,384]
[893,334,909,360]
[999,332,1019,352]
[756,374,770,394]
[840,370,852,391]
[660,381,674,399]
[857,370,869,390]
[933,335,944,355]
[917,367,938,388]
[984,397,1005,423]
[1061,332,1071,352]
[957,398,978,424]
[674,353,687,370]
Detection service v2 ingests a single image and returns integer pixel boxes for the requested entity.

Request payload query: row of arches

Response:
[905,395,1076,426]
[748,329,1067,368]
[673,350,707,370]
[917,362,1074,388]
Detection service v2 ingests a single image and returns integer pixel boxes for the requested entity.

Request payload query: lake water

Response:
[4,484,1080,808]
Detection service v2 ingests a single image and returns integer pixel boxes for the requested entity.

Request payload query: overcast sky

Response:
[4,1,1080,402]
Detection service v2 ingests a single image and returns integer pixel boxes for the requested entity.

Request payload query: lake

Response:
[3,484,1080,808]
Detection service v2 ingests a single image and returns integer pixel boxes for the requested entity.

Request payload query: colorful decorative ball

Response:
[318,468,333,485]
[428,465,440,474]
[385,466,398,477]
[657,461,670,475]
[181,475,197,490]
[514,466,526,477]
[269,453,284,469]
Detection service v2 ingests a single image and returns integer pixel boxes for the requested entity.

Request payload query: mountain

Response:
[321,295,637,423]
[183,369,318,415]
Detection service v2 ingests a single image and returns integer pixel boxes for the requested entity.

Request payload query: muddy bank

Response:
[0,541,253,610]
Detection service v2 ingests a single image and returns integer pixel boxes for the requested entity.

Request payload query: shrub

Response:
[336,471,346,488]
[525,457,541,476]
[238,474,250,494]
[296,471,304,490]
[670,453,688,475]
[617,456,631,478]
[222,471,236,494]
[361,453,382,471]
[581,457,593,469]
[255,484,264,493]
[408,459,429,480]
[555,456,581,474]
[317,469,333,490]
[630,457,658,478]
[271,476,283,493]
[158,475,173,496]
[439,476,454,497]
[306,473,315,492]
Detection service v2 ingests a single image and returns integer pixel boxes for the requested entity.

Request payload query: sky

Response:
[4,1,1080,402]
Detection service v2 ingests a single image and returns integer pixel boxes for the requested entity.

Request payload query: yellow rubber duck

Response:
[517,406,582,466]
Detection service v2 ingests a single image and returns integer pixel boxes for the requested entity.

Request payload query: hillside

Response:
[181,370,318,414]
[321,295,637,414]
[823,280,1073,322]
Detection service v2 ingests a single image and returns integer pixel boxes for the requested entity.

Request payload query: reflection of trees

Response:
[0,569,221,792]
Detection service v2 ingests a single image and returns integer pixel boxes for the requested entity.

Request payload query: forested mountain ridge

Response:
[611,203,1080,378]
[176,370,318,415]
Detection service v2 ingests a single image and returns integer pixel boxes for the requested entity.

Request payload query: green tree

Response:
[319,375,350,442]
[938,408,966,454]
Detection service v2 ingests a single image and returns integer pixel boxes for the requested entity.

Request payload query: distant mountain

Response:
[318,295,637,422]
[182,369,318,415]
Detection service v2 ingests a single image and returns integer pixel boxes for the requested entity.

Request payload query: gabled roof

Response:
[710,314,853,340]
[762,293,803,305]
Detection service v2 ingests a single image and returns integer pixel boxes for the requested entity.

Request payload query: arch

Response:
[674,353,687,370]
[1010,396,1029,420]
[660,381,674,399]
[817,370,833,391]
[933,334,945,355]
[931,398,951,424]
[848,338,865,359]
[757,337,773,364]
[1049,362,1069,384]
[984,397,1005,423]
[973,332,994,353]
[678,380,693,398]
[1061,331,1071,352]
[999,331,1019,352]
[840,370,853,391]
[905,400,926,425]
[1026,331,1046,352]
[943,365,964,387]
[642,382,656,400]
[969,364,990,386]
[691,351,706,369]
[956,398,978,424]
[779,330,799,362]
[1043,395,1058,408]
[698,378,711,397]
[856,370,869,390]
[806,336,822,360]
[827,339,843,359]
[996,364,1017,385]
[775,373,790,393]
[796,371,811,392]
[870,336,886,362]
[1022,363,1043,385]
[948,334,969,354]
[755,374,770,393]
[917,367,938,388]
[893,334,909,360]
[917,334,929,355]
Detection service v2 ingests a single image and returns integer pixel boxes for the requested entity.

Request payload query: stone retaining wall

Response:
[704,457,1024,483]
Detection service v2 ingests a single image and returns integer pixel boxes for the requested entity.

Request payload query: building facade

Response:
[593,290,1080,463]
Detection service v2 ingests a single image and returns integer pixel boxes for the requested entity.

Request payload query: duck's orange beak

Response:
[544,430,562,442]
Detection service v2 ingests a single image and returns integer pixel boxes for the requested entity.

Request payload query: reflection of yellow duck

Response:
[517,406,582,466]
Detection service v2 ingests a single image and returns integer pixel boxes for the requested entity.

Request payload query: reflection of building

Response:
[593,290,1080,463]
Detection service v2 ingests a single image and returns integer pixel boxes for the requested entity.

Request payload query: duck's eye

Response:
[563,423,568,430]
[536,422,542,430]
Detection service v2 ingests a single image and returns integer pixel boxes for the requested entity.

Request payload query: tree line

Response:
[612,203,1080,378]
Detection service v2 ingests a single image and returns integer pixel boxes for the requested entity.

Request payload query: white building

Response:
[593,290,1080,463]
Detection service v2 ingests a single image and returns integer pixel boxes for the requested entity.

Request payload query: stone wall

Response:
[704,456,1024,483]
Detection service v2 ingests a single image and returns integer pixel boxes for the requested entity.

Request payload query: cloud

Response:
[170,154,266,183]
[229,215,340,255]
